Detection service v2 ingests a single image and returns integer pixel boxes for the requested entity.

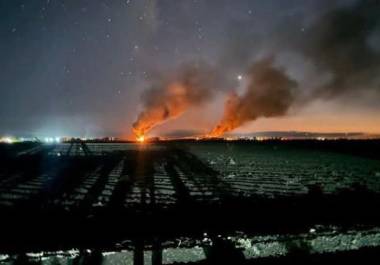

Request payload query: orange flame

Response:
[207,92,242,138]
[136,135,145,143]
[208,58,297,138]
[133,83,192,138]
[132,63,221,141]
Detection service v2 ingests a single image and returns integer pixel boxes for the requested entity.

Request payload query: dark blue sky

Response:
[1,0,379,138]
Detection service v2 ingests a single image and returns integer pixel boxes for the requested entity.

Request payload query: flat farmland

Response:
[187,141,380,196]
[1,140,380,264]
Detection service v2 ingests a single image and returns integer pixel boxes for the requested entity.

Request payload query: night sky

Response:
[1,0,380,138]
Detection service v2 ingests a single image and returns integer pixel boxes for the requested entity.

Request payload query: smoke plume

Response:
[209,0,380,136]
[300,0,380,98]
[133,0,380,139]
[132,63,232,138]
[209,58,297,137]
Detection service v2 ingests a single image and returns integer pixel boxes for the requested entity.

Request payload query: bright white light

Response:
[237,74,243,81]
[2,137,14,144]
[137,135,145,143]
[55,137,60,143]
[44,137,55,143]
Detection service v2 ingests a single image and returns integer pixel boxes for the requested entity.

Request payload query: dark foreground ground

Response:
[1,140,380,264]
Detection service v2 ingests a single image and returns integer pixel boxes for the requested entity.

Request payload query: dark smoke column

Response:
[209,58,298,137]
[132,63,229,140]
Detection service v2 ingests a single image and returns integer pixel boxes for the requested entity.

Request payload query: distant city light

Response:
[0,136,41,143]
[44,137,57,144]
[0,137,14,144]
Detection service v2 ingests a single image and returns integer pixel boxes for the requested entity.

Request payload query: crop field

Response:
[1,140,380,264]
[187,142,380,196]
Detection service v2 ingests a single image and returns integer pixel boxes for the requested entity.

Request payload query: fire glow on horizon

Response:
[136,135,145,143]
[130,0,380,141]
